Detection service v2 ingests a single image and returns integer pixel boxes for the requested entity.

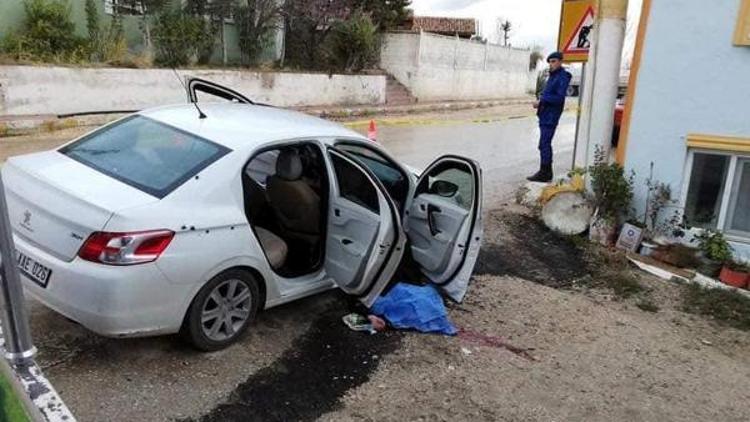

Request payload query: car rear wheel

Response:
[182,269,260,351]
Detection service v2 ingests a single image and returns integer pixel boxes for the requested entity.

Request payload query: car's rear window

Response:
[60,115,230,198]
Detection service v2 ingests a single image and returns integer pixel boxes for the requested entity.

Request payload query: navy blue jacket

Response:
[537,67,572,126]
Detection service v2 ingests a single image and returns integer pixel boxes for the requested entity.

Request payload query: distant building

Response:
[618,0,750,259]
[400,16,477,39]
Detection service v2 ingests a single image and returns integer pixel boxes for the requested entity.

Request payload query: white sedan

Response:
[5,80,483,351]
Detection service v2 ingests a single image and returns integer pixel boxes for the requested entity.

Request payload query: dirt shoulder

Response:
[322,206,750,422]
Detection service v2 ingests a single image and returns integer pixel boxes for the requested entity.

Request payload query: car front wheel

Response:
[182,269,260,351]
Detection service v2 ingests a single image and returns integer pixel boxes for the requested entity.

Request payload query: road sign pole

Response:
[0,174,36,366]
[586,0,628,162]
[571,62,587,171]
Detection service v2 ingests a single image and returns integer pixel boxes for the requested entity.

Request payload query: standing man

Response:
[528,51,572,182]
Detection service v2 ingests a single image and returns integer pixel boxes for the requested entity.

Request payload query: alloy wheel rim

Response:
[201,279,252,342]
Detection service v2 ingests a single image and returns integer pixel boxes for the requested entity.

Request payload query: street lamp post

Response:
[0,174,36,365]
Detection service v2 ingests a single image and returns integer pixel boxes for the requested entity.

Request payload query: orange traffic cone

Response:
[367,119,377,142]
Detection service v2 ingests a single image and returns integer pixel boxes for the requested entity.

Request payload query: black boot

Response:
[526,164,553,183]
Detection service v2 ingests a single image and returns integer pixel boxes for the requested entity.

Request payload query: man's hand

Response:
[533,100,540,109]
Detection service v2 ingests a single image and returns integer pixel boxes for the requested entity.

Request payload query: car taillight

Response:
[78,230,174,265]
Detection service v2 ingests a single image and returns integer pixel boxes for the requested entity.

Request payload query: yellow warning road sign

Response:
[558,0,596,62]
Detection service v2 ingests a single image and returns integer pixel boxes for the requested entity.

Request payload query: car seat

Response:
[266,149,321,245]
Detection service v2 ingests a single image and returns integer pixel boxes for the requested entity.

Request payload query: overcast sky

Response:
[410,0,642,60]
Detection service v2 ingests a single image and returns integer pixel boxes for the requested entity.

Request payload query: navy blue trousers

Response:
[538,124,557,165]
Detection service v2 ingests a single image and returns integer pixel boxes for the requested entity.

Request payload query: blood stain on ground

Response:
[189,296,402,422]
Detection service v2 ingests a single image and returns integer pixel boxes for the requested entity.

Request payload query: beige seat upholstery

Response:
[266,150,321,242]
[254,227,288,270]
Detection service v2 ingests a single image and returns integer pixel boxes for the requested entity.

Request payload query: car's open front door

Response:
[405,155,483,302]
[324,148,406,307]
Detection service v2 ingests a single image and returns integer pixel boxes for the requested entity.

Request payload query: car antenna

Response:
[172,68,207,119]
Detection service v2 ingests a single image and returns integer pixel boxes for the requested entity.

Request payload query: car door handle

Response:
[427,204,442,236]
[341,238,353,245]
[334,208,341,217]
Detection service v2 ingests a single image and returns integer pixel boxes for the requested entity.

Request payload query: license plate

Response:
[15,250,52,288]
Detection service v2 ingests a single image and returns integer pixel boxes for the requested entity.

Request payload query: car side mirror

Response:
[429,180,459,198]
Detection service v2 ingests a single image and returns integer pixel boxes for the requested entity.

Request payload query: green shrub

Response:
[327,11,380,72]
[694,230,733,263]
[1,0,88,63]
[588,146,634,222]
[85,0,127,63]
[151,9,212,66]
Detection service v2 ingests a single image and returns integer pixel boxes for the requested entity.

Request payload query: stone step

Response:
[384,74,417,105]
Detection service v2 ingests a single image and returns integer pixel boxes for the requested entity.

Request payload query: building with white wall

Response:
[618,0,750,259]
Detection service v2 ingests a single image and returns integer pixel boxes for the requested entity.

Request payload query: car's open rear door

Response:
[405,156,483,302]
[324,148,406,307]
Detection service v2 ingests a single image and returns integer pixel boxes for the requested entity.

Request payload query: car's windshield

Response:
[60,115,230,198]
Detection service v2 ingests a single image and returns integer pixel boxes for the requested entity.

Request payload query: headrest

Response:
[275,150,303,181]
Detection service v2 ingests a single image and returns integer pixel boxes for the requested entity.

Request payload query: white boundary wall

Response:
[0,66,386,116]
[380,31,534,101]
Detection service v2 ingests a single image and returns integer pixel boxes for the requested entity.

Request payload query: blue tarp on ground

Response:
[371,283,457,336]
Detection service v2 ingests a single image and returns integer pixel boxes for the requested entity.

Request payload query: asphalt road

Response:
[357,112,577,207]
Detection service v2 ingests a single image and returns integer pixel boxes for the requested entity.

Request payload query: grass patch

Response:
[0,372,30,422]
[581,245,645,299]
[681,283,750,331]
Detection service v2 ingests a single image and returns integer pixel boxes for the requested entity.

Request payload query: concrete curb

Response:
[0,97,535,137]
[1,328,76,421]
[303,97,535,119]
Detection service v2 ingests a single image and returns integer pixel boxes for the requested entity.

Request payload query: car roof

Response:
[139,102,366,150]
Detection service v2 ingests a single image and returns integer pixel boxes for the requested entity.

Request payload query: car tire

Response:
[182,269,260,352]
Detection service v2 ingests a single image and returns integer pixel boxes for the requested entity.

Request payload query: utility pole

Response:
[579,0,629,167]
[0,176,36,365]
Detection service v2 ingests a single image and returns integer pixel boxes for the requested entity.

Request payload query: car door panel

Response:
[405,156,483,303]
[324,148,405,307]
[408,195,469,273]
[326,200,379,291]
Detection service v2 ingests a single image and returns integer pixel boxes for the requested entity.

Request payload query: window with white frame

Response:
[104,0,144,16]
[683,150,750,239]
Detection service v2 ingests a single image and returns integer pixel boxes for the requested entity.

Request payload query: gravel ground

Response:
[320,205,750,422]
[322,272,750,422]
[23,205,750,422]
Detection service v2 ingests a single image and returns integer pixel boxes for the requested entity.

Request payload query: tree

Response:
[351,0,411,30]
[529,45,544,70]
[281,0,352,69]
[85,0,100,45]
[328,10,379,71]
[184,0,233,64]
[496,18,512,46]
[282,0,410,69]
[118,0,170,58]
[151,8,211,66]
[235,0,283,65]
